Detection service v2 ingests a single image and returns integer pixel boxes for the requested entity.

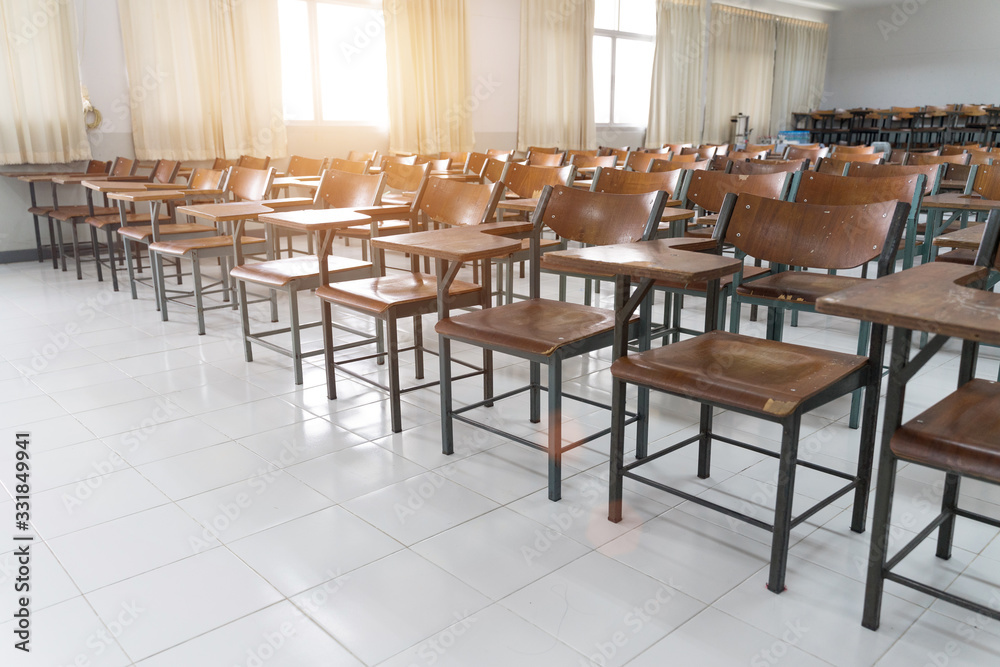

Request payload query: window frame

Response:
[593,0,656,130]
[279,0,387,127]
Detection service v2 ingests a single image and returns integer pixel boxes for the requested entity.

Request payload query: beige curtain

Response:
[517,0,595,151]
[118,0,287,161]
[0,0,91,164]
[384,0,475,155]
[646,0,706,147]
[770,17,828,134]
[705,5,776,144]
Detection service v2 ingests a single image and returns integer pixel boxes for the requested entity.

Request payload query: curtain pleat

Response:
[517,0,596,151]
[646,0,706,147]
[384,0,475,155]
[770,18,828,135]
[0,0,91,165]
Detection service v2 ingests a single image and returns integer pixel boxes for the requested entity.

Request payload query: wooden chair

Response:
[728,158,807,175]
[940,143,980,156]
[326,158,371,174]
[148,166,278,334]
[486,148,514,160]
[887,148,908,164]
[703,143,729,157]
[26,159,110,267]
[814,157,852,175]
[569,153,618,171]
[527,145,560,154]
[641,146,672,155]
[726,149,768,162]
[336,161,431,260]
[283,155,325,178]
[682,170,791,238]
[439,151,470,170]
[599,146,630,162]
[904,152,971,167]
[436,184,668,500]
[649,157,710,172]
[610,192,909,594]
[969,150,997,166]
[49,157,138,280]
[315,177,504,432]
[745,143,776,155]
[464,152,491,180]
[380,154,419,170]
[527,151,566,167]
[624,151,661,172]
[849,211,1000,630]
[831,144,875,155]
[230,169,386,384]
[481,157,509,187]
[846,161,944,196]
[669,152,702,163]
[566,149,598,159]
[238,155,271,170]
[118,168,229,304]
[347,149,378,164]
[85,159,181,290]
[212,158,235,170]
[783,144,829,167]
[661,143,692,154]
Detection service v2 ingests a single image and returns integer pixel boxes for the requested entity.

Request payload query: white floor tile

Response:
[236,417,366,467]
[137,441,276,500]
[285,442,426,503]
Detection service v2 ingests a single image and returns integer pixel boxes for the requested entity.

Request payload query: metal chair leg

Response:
[413,314,424,380]
[106,227,119,291]
[289,288,304,385]
[123,239,139,300]
[440,331,455,454]
[547,361,562,501]
[768,417,801,594]
[386,312,403,433]
[192,254,206,335]
[91,226,104,282]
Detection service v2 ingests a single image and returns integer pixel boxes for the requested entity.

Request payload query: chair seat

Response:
[118,223,217,242]
[150,234,265,257]
[654,263,770,292]
[891,379,1000,484]
[86,213,151,229]
[735,271,869,304]
[935,248,977,265]
[230,255,372,288]
[28,206,52,215]
[337,220,412,239]
[316,273,481,314]
[435,298,625,357]
[50,205,116,221]
[611,330,868,418]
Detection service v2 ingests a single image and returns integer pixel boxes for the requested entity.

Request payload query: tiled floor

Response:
[1,243,999,666]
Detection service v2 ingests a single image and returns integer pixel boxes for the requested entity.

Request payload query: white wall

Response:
[824,0,1000,108]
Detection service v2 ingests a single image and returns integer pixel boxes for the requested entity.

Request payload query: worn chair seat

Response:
[86,212,151,229]
[436,298,630,357]
[654,263,770,292]
[736,271,869,304]
[611,330,868,418]
[151,234,266,257]
[28,206,53,216]
[50,205,116,221]
[337,220,412,239]
[118,222,217,242]
[935,248,977,265]
[230,255,371,288]
[891,379,1000,484]
[316,273,481,315]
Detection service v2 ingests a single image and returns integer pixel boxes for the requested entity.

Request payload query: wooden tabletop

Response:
[258,208,371,232]
[934,224,984,250]
[922,192,1000,211]
[272,176,320,189]
[497,197,539,212]
[257,197,314,210]
[540,238,740,283]
[371,226,523,263]
[82,180,149,193]
[18,172,90,183]
[352,204,412,219]
[176,202,275,222]
[108,190,186,203]
[816,262,1000,344]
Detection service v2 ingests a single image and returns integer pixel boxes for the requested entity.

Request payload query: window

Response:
[593,0,656,126]
[278,0,389,124]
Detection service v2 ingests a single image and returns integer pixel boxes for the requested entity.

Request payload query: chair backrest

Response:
[416,156,452,171]
[110,157,137,177]
[696,145,719,160]
[527,145,560,154]
[650,157,709,172]
[417,178,504,227]
[86,160,111,174]
[791,172,924,213]
[567,149,598,158]
[662,143,692,154]
[599,146,630,162]
[624,151,660,172]
[745,143,775,154]
[465,152,489,176]
[831,144,875,155]
[536,184,666,246]
[784,145,829,164]
[729,158,807,175]
[501,162,576,198]
[439,151,469,166]
[382,161,430,193]
[482,158,508,184]
[227,166,276,201]
[150,159,180,184]
[888,149,908,164]
[527,151,566,167]
[840,152,884,164]
[941,144,980,156]
[238,155,271,170]
[380,154,418,170]
[486,148,514,159]
[347,149,378,163]
[591,166,684,197]
[815,157,851,175]
[570,154,617,170]
[906,152,970,166]
[313,169,385,209]
[286,155,326,177]
[847,162,943,196]
[327,157,370,174]
[679,146,701,156]
[727,150,768,162]
[969,151,996,166]
[685,170,790,213]
[720,194,908,273]
[212,158,235,170]
[642,146,672,155]
[703,143,729,157]
[972,164,1000,200]
[670,152,702,163]
[187,168,228,191]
